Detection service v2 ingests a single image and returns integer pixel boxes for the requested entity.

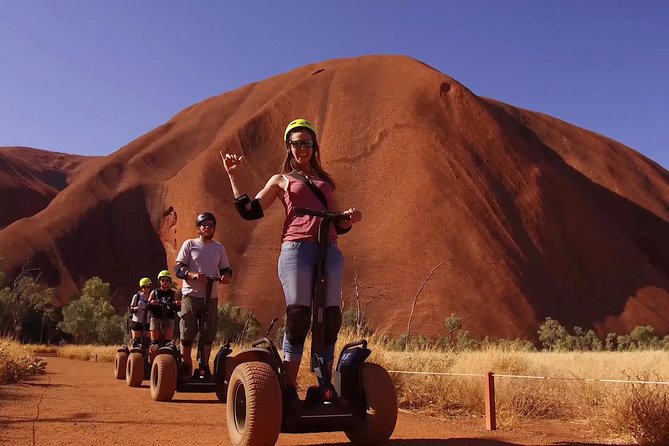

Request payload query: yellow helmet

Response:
[157,270,172,281]
[284,118,317,142]
[139,277,152,287]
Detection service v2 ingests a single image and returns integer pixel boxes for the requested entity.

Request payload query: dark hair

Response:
[281,128,336,188]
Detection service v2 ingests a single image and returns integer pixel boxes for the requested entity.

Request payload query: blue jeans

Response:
[278,240,344,362]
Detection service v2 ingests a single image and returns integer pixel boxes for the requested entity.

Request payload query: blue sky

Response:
[1,1,667,168]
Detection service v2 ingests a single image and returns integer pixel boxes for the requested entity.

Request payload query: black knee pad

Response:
[285,305,311,346]
[181,339,192,347]
[324,306,342,345]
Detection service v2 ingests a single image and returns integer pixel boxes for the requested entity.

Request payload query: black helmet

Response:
[196,212,216,226]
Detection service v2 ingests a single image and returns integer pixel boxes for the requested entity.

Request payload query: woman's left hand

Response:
[343,208,362,224]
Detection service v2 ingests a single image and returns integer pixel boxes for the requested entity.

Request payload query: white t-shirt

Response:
[130,290,150,323]
[176,238,230,299]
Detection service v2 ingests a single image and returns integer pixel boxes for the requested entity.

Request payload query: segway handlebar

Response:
[295,208,351,222]
[149,300,181,311]
[339,339,368,352]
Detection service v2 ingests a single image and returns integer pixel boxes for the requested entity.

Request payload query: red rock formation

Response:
[0,146,95,228]
[1,55,668,338]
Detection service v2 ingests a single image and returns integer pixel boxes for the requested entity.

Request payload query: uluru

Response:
[0,146,95,229]
[1,55,668,338]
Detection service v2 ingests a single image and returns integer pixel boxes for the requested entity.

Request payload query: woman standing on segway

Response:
[220,118,362,402]
[129,277,152,348]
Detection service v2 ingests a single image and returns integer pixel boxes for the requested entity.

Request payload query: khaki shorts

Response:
[150,316,175,332]
[179,297,218,344]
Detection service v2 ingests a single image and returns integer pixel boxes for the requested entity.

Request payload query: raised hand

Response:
[220,152,245,176]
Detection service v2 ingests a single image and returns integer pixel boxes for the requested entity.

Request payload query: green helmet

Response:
[284,118,317,142]
[157,270,172,281]
[139,277,152,287]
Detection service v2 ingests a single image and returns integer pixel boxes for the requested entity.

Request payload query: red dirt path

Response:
[0,357,628,446]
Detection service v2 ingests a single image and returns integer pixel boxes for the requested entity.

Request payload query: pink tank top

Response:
[281,175,337,241]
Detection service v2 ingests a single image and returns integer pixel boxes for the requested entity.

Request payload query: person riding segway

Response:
[126,277,153,387]
[220,119,397,445]
[114,277,151,380]
[224,207,397,445]
[175,212,232,377]
[149,212,234,402]
[149,275,233,402]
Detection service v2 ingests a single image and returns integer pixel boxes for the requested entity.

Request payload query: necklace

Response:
[294,169,317,179]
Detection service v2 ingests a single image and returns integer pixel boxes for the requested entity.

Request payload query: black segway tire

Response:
[345,362,398,445]
[114,351,128,380]
[226,361,282,446]
[150,354,177,401]
[126,352,144,387]
[216,356,235,402]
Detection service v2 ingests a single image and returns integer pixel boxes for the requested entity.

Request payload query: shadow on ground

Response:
[323,440,635,446]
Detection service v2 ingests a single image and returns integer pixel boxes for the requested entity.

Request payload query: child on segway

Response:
[129,277,152,348]
[148,270,180,356]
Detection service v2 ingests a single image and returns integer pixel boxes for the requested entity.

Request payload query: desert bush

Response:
[0,273,54,338]
[0,338,47,384]
[59,277,125,344]
[599,371,669,445]
[216,303,261,343]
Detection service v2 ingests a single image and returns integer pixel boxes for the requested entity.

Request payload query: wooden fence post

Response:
[485,371,496,430]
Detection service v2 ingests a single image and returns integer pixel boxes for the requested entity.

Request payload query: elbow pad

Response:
[234,194,264,220]
[220,267,233,278]
[175,264,189,280]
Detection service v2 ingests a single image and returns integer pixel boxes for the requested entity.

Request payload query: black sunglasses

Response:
[287,139,314,149]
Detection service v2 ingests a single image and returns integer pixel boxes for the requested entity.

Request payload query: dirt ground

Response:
[0,356,629,446]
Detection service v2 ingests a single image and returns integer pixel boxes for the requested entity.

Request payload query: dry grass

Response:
[596,372,669,445]
[0,338,47,384]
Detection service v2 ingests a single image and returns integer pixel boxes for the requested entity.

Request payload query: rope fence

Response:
[387,369,669,430]
[388,369,669,385]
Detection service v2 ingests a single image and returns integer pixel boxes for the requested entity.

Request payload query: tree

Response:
[629,325,659,349]
[59,277,125,344]
[0,261,54,338]
[537,317,569,351]
[345,257,385,336]
[406,259,449,346]
[605,332,618,351]
[444,313,462,344]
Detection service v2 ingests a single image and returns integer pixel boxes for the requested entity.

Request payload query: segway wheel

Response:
[126,352,144,387]
[150,354,177,401]
[345,363,398,445]
[226,361,282,446]
[114,351,128,380]
[215,356,235,403]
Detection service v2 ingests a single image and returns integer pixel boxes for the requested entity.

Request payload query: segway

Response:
[225,208,398,446]
[114,342,129,380]
[150,277,233,402]
[126,301,151,387]
[114,315,135,380]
